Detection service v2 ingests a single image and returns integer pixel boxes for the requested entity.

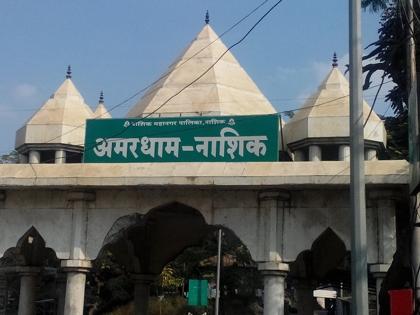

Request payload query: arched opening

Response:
[86,202,262,315]
[287,228,351,314]
[0,226,60,315]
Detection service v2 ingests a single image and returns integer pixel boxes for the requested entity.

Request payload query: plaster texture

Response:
[0,160,407,315]
[0,160,406,266]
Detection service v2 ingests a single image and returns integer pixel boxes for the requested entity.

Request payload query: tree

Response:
[362,1,411,118]
[0,150,18,164]
[362,0,389,12]
[360,0,419,159]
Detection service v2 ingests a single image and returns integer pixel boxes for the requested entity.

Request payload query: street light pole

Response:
[349,0,369,314]
[406,0,420,304]
[215,229,222,315]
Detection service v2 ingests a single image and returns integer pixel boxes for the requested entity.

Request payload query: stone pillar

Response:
[61,260,91,315]
[308,145,321,161]
[370,264,390,315]
[28,151,40,164]
[368,190,398,312]
[366,148,378,161]
[257,191,290,262]
[258,262,289,315]
[368,190,398,264]
[294,150,305,161]
[338,145,350,161]
[17,267,40,315]
[132,274,156,315]
[55,150,66,164]
[62,191,95,315]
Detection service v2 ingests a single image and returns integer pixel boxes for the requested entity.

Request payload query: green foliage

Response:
[363,1,409,118]
[362,0,389,12]
[86,250,134,314]
[0,150,18,164]
[384,115,409,159]
[87,229,261,314]
[159,266,184,289]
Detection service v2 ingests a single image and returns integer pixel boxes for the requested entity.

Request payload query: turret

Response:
[15,66,94,163]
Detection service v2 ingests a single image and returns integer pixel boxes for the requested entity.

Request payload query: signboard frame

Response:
[83,114,279,163]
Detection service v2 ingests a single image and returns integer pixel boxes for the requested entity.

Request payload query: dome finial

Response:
[66,65,72,79]
[205,10,210,24]
[332,52,338,68]
[99,90,104,104]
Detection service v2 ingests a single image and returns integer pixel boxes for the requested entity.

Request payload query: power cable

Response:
[364,74,386,127]
[138,0,286,121]
[26,1,271,147]
[24,0,287,165]
[1,77,393,161]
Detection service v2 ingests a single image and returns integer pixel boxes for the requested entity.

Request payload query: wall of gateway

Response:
[0,187,398,266]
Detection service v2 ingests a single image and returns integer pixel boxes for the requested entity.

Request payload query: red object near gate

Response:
[388,289,413,315]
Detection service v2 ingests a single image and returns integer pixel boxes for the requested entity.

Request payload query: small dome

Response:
[93,103,111,119]
[93,92,111,118]
[283,67,386,147]
[127,24,277,118]
[15,77,94,150]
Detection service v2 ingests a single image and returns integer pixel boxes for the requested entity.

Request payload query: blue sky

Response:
[0,0,388,153]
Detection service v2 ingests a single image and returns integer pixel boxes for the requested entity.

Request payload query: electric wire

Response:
[18,0,286,166]
[363,74,386,127]
[22,0,271,147]
[0,79,394,158]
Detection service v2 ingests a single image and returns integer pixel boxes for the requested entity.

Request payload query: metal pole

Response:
[349,0,369,314]
[407,0,420,304]
[215,229,222,315]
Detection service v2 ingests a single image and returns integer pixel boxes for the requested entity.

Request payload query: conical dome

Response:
[93,103,111,118]
[127,24,277,117]
[15,77,94,149]
[284,67,386,146]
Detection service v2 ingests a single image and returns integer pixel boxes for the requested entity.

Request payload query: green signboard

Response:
[187,279,208,306]
[83,114,279,163]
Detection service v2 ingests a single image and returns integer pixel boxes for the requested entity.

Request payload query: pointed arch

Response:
[1,226,58,267]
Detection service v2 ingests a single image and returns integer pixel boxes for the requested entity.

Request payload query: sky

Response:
[0,0,388,154]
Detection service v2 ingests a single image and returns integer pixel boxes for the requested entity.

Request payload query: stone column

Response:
[55,150,66,164]
[17,267,40,315]
[62,191,95,315]
[368,190,398,312]
[370,264,390,315]
[61,260,91,315]
[309,145,321,161]
[258,262,289,315]
[365,148,378,161]
[257,191,290,262]
[294,150,305,161]
[368,190,398,264]
[132,274,156,315]
[338,145,350,161]
[28,151,40,164]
